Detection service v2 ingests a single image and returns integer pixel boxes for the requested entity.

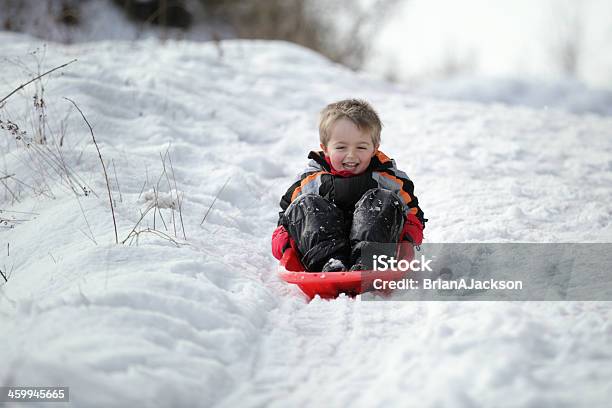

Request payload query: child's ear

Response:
[372,145,379,156]
[320,143,328,154]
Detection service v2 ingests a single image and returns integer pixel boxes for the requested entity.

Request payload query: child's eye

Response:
[358,147,366,150]
[336,146,345,150]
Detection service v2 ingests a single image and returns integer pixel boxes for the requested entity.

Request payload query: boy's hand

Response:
[401,214,423,245]
[271,225,291,260]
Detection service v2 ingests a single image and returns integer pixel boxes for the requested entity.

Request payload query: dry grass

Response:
[122,146,187,246]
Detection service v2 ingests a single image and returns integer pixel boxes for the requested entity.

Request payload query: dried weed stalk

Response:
[121,147,186,246]
[0,55,94,202]
[200,176,231,226]
[0,59,77,106]
[64,97,118,244]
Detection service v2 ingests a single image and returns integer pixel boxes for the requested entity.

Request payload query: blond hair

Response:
[319,99,382,147]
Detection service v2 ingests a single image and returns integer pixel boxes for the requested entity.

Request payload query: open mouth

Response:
[342,163,359,171]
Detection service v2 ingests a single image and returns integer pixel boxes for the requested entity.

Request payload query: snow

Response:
[414,75,612,117]
[1,31,611,407]
[140,189,182,210]
[322,257,346,271]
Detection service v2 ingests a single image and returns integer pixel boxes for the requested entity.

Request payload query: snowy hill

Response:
[414,75,612,117]
[1,32,611,407]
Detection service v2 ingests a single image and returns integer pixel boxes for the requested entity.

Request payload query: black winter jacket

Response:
[278,150,426,227]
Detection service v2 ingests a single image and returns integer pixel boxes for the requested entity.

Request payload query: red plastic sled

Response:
[278,243,415,300]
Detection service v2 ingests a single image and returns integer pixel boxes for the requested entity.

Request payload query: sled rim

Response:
[278,269,406,284]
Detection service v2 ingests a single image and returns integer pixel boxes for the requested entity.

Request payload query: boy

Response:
[272,99,426,272]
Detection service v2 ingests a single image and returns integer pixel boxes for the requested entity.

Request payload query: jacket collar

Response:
[307,150,393,177]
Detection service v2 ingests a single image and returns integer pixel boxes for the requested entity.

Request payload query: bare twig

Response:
[157,202,168,231]
[158,149,176,236]
[152,186,158,230]
[0,209,40,217]
[5,118,95,198]
[167,151,186,240]
[126,227,182,248]
[58,107,71,147]
[21,143,59,195]
[121,202,155,244]
[0,59,77,105]
[200,177,231,226]
[0,244,9,282]
[137,164,150,201]
[112,158,122,203]
[0,178,20,204]
[0,171,51,199]
[43,123,97,197]
[138,179,147,201]
[75,194,97,245]
[77,228,97,245]
[64,97,118,244]
[0,217,30,225]
[28,141,96,197]
[160,149,172,190]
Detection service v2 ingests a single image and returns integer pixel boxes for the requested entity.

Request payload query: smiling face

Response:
[321,118,378,175]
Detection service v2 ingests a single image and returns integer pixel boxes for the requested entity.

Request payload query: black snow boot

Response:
[282,194,351,272]
[349,188,404,270]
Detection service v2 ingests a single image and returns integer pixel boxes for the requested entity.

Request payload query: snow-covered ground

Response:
[414,76,612,117]
[0,31,611,407]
